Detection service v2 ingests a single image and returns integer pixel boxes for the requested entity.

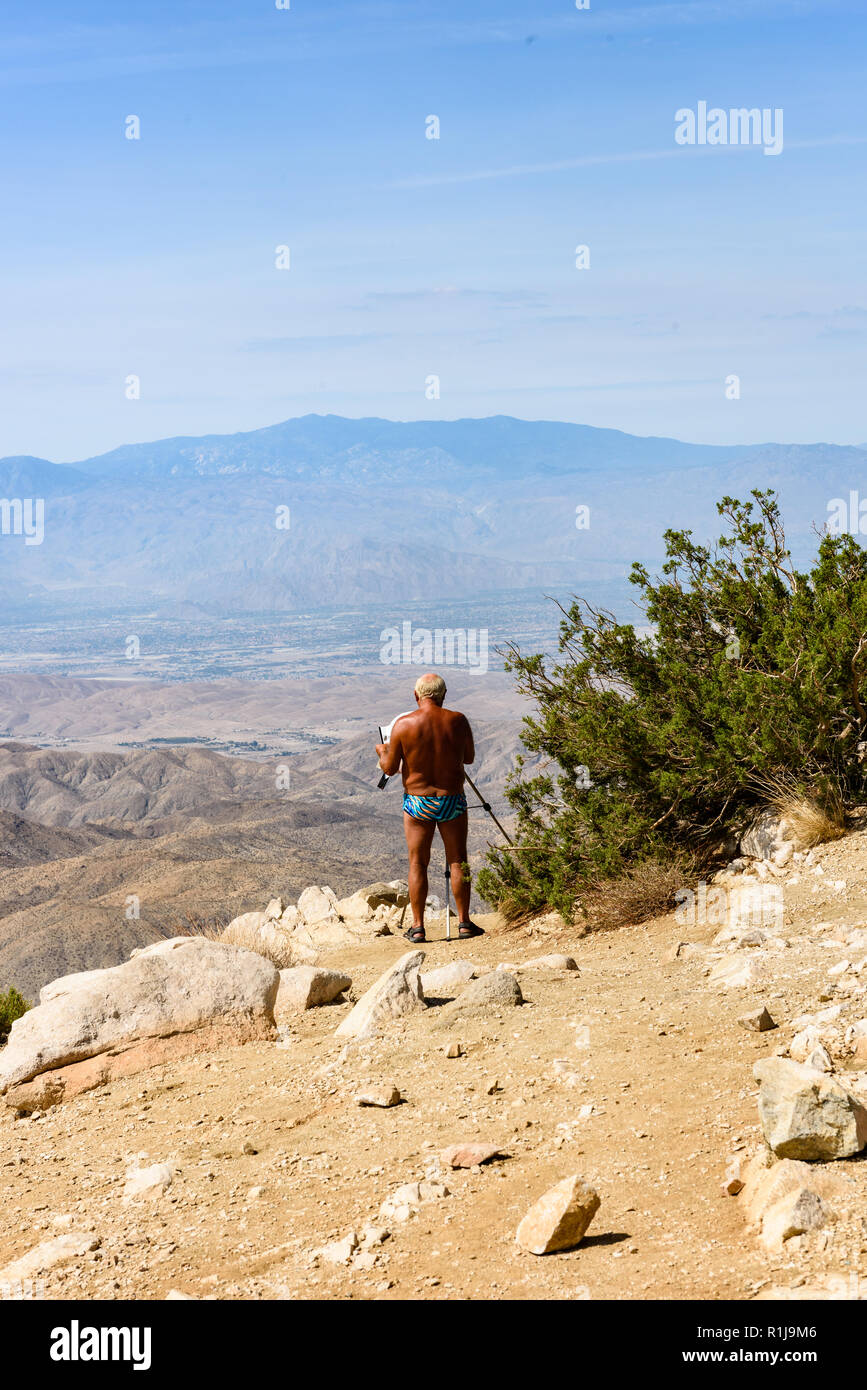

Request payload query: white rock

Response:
[792,1004,842,1029]
[336,882,409,918]
[0,938,279,1096]
[420,960,478,995]
[356,1083,401,1108]
[515,1175,601,1255]
[740,810,794,861]
[805,1044,833,1073]
[753,1056,867,1160]
[275,966,351,1016]
[520,954,579,972]
[378,1180,450,1223]
[708,952,768,989]
[297,886,341,925]
[0,1233,100,1283]
[438,970,523,1021]
[790,1025,823,1062]
[335,951,426,1038]
[123,1162,173,1201]
[221,914,315,968]
[317,1231,358,1265]
[760,1189,829,1252]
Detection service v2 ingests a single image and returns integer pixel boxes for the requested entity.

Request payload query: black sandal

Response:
[404,925,426,943]
[458,921,485,939]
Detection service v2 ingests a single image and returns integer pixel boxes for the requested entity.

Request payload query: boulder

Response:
[708,953,768,989]
[420,960,479,995]
[275,966,351,1017]
[436,969,524,1023]
[297,885,341,925]
[335,951,426,1038]
[738,1152,850,1229]
[336,882,409,917]
[221,913,315,968]
[805,1044,833,1073]
[516,1175,600,1254]
[291,903,398,952]
[790,1024,823,1062]
[0,937,279,1109]
[740,810,794,861]
[760,1188,829,1251]
[753,1057,867,1159]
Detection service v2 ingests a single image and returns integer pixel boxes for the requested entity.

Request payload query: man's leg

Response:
[404,811,436,940]
[438,811,479,930]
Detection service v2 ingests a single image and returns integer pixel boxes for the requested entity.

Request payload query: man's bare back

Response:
[382,702,474,795]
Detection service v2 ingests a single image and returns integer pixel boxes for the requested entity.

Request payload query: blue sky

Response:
[1,0,865,459]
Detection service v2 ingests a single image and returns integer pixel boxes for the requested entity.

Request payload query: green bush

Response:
[0,986,30,1043]
[477,491,867,921]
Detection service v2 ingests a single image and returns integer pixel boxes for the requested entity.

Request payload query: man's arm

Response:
[463,716,475,765]
[376,729,403,777]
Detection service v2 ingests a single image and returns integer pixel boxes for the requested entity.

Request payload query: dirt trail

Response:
[3,832,867,1301]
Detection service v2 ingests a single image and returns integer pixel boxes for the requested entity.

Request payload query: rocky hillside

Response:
[1,821,866,1301]
[0,743,276,828]
[0,720,524,999]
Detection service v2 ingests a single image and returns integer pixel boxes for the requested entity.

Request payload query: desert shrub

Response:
[752,770,846,850]
[580,854,703,932]
[477,491,867,922]
[0,986,30,1043]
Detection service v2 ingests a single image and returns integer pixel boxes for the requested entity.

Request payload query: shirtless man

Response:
[375,672,484,943]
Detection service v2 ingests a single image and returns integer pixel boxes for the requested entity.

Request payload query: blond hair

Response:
[414,672,447,705]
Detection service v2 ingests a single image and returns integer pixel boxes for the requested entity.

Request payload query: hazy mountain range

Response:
[2,415,863,616]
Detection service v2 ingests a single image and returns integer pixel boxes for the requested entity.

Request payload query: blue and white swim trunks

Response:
[403,792,468,822]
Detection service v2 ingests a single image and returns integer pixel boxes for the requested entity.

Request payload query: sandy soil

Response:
[2,830,867,1302]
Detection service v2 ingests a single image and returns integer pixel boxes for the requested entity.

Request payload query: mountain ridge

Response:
[2,414,863,614]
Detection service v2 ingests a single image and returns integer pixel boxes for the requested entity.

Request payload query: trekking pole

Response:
[464,772,514,845]
[444,862,451,940]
